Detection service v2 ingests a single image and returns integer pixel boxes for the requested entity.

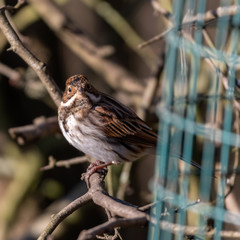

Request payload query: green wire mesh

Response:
[149,1,240,239]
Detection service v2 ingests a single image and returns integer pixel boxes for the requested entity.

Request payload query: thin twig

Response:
[78,213,240,240]
[40,156,88,171]
[138,27,172,49]
[138,202,157,212]
[184,4,240,26]
[78,217,147,240]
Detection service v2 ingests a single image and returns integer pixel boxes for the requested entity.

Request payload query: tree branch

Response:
[88,172,147,219]
[37,192,92,240]
[37,172,148,240]
[78,217,147,240]
[0,7,62,106]
[8,116,60,145]
[37,170,240,239]
[40,156,88,171]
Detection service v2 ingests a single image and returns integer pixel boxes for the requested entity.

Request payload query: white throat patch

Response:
[61,93,77,107]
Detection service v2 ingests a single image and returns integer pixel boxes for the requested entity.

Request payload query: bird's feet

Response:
[81,160,113,188]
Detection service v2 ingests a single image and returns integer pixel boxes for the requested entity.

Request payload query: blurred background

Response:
[1,0,239,240]
[0,0,164,239]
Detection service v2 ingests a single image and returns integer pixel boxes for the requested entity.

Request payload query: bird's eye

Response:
[68,87,72,93]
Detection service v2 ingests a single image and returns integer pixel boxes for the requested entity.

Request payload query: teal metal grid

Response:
[149,0,240,239]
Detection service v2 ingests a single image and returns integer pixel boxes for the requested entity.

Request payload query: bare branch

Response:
[84,172,240,238]
[40,156,88,171]
[37,172,148,240]
[138,202,156,212]
[0,7,62,106]
[78,207,240,239]
[37,192,92,240]
[9,116,60,145]
[88,172,147,219]
[37,171,240,239]
[138,27,172,49]
[151,2,240,25]
[78,217,147,240]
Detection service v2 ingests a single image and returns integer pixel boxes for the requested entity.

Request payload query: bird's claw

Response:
[82,161,110,188]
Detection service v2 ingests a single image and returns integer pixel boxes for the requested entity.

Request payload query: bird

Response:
[58,74,200,187]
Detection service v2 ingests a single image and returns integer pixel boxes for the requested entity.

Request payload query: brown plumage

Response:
[58,75,201,187]
[58,74,157,165]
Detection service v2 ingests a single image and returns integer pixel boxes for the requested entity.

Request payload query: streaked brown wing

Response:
[94,103,157,147]
[121,119,158,147]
